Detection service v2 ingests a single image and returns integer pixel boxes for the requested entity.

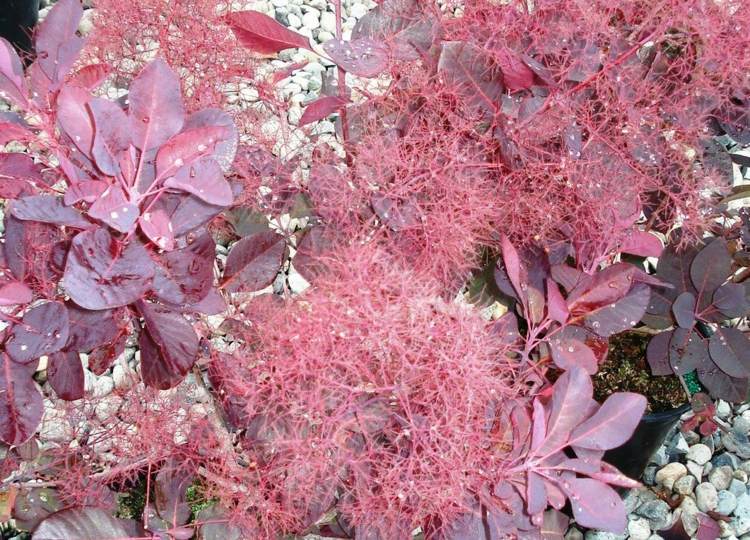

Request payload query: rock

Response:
[112,364,135,391]
[657,462,688,491]
[684,430,701,445]
[718,400,732,419]
[687,459,704,480]
[636,499,671,530]
[719,519,737,537]
[696,482,719,512]
[712,466,735,491]
[627,517,651,540]
[623,490,642,513]
[736,493,750,519]
[651,446,669,466]
[687,443,712,465]
[679,496,700,536]
[583,532,626,540]
[735,470,749,484]
[92,375,114,398]
[287,12,302,28]
[672,433,690,454]
[674,474,697,495]
[565,528,584,540]
[724,432,750,459]
[349,3,369,19]
[718,490,739,515]
[643,466,657,486]
[732,478,749,498]
[302,11,320,29]
[734,416,750,435]
[320,10,337,33]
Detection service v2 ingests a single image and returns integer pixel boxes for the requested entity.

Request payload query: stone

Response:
[719,519,737,537]
[679,496,700,536]
[642,466,657,486]
[349,3,369,19]
[112,364,135,391]
[712,466,736,491]
[565,528,584,540]
[656,462,687,491]
[636,499,671,530]
[735,470,749,484]
[320,11,337,33]
[734,416,750,435]
[287,12,302,28]
[302,11,320,29]
[583,532,626,540]
[718,490,739,515]
[724,432,750,459]
[718,400,732,419]
[696,482,719,512]
[687,443,712,465]
[684,430,701,445]
[623,490,642,513]
[672,433,690,454]
[732,478,749,498]
[674,474,697,495]
[651,446,669,466]
[687,459,704,481]
[627,517,651,540]
[714,453,741,469]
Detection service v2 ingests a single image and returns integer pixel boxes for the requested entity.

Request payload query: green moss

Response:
[186,482,215,518]
[115,475,148,521]
[683,370,703,395]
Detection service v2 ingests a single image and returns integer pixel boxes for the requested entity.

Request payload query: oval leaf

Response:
[668,328,706,375]
[0,37,27,107]
[47,350,84,401]
[569,393,647,450]
[7,302,70,364]
[562,478,626,533]
[323,38,389,78]
[32,507,144,540]
[221,231,285,293]
[708,327,750,378]
[300,96,349,127]
[672,291,696,329]
[0,353,43,446]
[10,195,90,228]
[164,157,233,207]
[0,282,32,306]
[228,10,312,54]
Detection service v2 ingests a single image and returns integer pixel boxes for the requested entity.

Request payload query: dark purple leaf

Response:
[567,263,635,316]
[0,353,43,445]
[713,282,749,319]
[672,291,697,329]
[526,471,547,515]
[0,37,27,107]
[708,327,750,378]
[138,302,199,390]
[4,214,28,279]
[371,196,421,232]
[619,230,663,258]
[87,185,140,233]
[195,505,244,540]
[88,334,127,376]
[65,303,122,353]
[551,264,590,293]
[35,0,84,83]
[228,10,312,54]
[64,180,109,205]
[184,109,238,172]
[0,153,45,191]
[47,350,84,401]
[0,282,32,306]
[500,235,525,304]
[68,64,111,91]
[690,238,731,298]
[584,283,650,337]
[546,278,569,323]
[438,41,504,118]
[294,226,336,282]
[10,195,90,228]
[569,393,646,450]
[221,231,285,293]
[561,478,626,532]
[697,366,748,403]
[152,234,215,306]
[88,98,131,176]
[32,508,145,540]
[669,328,707,375]
[164,157,233,207]
[300,96,349,126]
[647,331,673,376]
[63,229,155,310]
[128,59,185,151]
[549,338,598,374]
[139,209,175,251]
[155,464,194,526]
[489,312,521,346]
[323,38,389,78]
[154,193,224,237]
[7,301,69,364]
[56,85,94,157]
[0,121,34,146]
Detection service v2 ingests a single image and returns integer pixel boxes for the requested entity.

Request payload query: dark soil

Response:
[593,331,686,413]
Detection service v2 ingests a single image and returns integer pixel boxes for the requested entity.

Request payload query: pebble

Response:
[725,432,750,459]
[687,459,704,480]
[656,462,687,491]
[712,466,736,491]
[718,400,733,419]
[687,443,712,465]
[320,10,337,33]
[673,474,696,495]
[731,478,748,498]
[302,11,320,29]
[636,499,671,530]
[565,529,584,540]
[696,482,719,512]
[718,490,739,515]
[583,532,626,540]
[679,496,700,536]
[627,517,651,540]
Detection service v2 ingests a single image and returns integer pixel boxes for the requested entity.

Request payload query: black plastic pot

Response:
[603,403,692,480]
[0,0,39,57]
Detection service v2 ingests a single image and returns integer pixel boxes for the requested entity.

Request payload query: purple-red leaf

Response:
[713,282,749,319]
[0,37,27,107]
[184,109,238,172]
[690,238,731,297]
[32,507,144,540]
[708,327,750,378]
[567,263,636,316]
[139,209,175,251]
[549,338,598,374]
[584,283,650,337]
[537,367,593,456]
[155,126,229,177]
[526,471,547,515]
[0,282,32,306]
[620,230,664,258]
[138,302,199,390]
[64,229,154,310]
[500,235,525,304]
[128,59,185,151]
[57,85,94,156]
[88,98,131,176]
[323,38,389,78]
[300,96,349,127]
[569,393,646,450]
[10,195,90,228]
[697,367,748,403]
[36,0,84,80]
[438,41,504,118]
[87,185,140,233]
[221,231,285,293]
[546,278,569,323]
[64,180,109,205]
[65,303,122,353]
[0,122,34,147]
[0,353,43,445]
[67,64,111,91]
[7,301,69,364]
[152,234,215,306]
[561,478,626,533]
[228,10,312,54]
[164,157,233,207]
[672,291,696,329]
[47,350,84,401]
[496,49,534,92]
